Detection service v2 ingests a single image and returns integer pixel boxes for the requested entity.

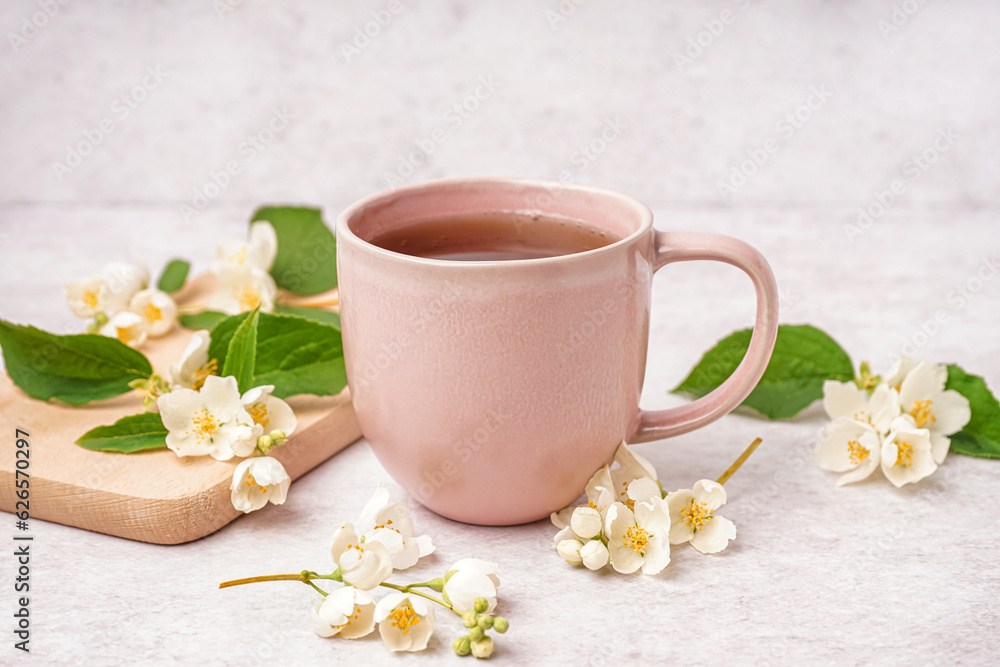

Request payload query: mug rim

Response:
[336,177,653,267]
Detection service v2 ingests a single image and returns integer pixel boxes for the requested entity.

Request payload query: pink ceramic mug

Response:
[337,178,778,525]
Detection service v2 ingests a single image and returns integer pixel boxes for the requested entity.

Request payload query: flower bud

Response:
[477,615,493,630]
[468,626,485,642]
[471,636,495,659]
[462,609,478,628]
[269,430,288,447]
[571,506,603,539]
[93,312,109,327]
[256,435,273,452]
[580,539,610,571]
[556,538,584,565]
[473,597,489,614]
[453,636,472,656]
[492,616,509,633]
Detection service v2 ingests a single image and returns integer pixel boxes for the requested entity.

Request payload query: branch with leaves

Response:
[673,324,1000,483]
[0,207,350,513]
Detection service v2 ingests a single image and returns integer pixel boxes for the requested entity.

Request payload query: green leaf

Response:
[945,365,1000,459]
[252,206,337,295]
[221,307,260,394]
[0,319,153,405]
[76,412,168,453]
[157,259,190,293]
[178,310,229,331]
[672,324,854,420]
[274,305,340,328]
[209,311,347,398]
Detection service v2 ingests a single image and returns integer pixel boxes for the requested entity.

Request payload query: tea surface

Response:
[369,212,619,261]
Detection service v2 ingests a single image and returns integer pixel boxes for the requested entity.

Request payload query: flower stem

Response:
[279,294,339,308]
[716,437,763,486]
[218,570,342,590]
[304,579,329,597]
[379,582,459,616]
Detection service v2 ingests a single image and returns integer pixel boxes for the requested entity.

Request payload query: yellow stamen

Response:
[334,605,363,632]
[244,473,267,493]
[247,403,270,428]
[143,302,163,323]
[372,518,398,533]
[115,325,137,345]
[909,400,936,429]
[847,439,870,465]
[622,525,649,554]
[193,359,218,391]
[237,284,261,312]
[894,441,914,467]
[229,247,247,265]
[190,407,218,443]
[389,604,420,635]
[82,289,99,309]
[680,500,714,533]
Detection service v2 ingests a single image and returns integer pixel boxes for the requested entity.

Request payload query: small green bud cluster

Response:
[256,430,289,454]
[451,597,508,659]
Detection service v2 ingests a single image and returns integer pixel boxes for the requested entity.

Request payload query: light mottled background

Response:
[1,0,998,665]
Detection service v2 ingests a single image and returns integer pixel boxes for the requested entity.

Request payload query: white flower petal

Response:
[340,539,393,590]
[690,515,737,554]
[625,477,662,506]
[330,523,360,561]
[929,431,952,465]
[823,380,869,421]
[248,220,278,271]
[580,540,610,570]
[414,534,435,557]
[929,390,972,436]
[552,525,575,548]
[357,485,392,535]
[230,457,290,513]
[66,276,109,318]
[102,261,148,313]
[99,311,148,348]
[375,594,434,652]
[170,330,211,388]
[692,479,727,511]
[633,496,671,534]
[899,362,942,408]
[128,289,176,337]
[666,490,695,545]
[199,375,242,422]
[570,506,603,540]
[584,465,614,505]
[815,418,878,473]
[868,384,901,433]
[557,539,584,565]
[884,356,916,389]
[640,534,671,575]
[550,507,573,530]
[881,429,936,487]
[444,565,498,613]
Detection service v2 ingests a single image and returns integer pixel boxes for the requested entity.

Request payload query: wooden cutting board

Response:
[0,276,361,544]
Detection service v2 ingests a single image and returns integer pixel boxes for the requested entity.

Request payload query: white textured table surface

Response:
[2,1,999,665]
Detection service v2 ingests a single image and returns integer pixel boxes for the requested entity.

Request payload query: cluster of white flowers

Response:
[308,487,505,658]
[816,358,972,487]
[208,221,278,315]
[154,329,297,512]
[66,261,177,347]
[551,441,737,575]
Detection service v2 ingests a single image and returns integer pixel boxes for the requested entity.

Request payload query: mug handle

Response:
[629,231,780,443]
